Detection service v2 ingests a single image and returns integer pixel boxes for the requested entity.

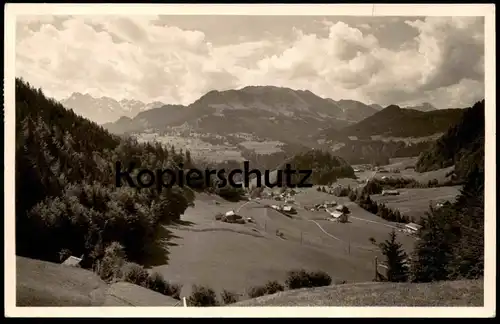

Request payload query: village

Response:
[208,186,424,242]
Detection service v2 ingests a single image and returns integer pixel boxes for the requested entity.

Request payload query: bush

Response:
[166,283,182,300]
[96,242,126,282]
[220,290,239,305]
[145,272,169,294]
[120,262,149,287]
[248,285,268,298]
[285,269,332,289]
[145,272,182,300]
[187,285,219,306]
[309,270,332,287]
[264,280,285,294]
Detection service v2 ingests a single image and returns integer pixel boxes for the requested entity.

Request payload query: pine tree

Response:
[378,230,409,282]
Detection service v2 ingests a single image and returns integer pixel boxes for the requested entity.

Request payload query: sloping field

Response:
[16,256,180,307]
[149,191,417,298]
[16,256,108,306]
[233,279,484,306]
[371,186,462,221]
[103,282,180,306]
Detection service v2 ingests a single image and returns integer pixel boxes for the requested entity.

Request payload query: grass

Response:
[232,279,484,306]
[371,186,462,221]
[103,282,180,306]
[16,256,108,306]
[16,256,182,307]
[148,190,418,298]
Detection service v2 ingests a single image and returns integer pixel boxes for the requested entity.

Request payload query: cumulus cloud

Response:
[15,15,484,108]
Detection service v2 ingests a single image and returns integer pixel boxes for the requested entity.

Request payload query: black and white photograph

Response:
[4,3,495,317]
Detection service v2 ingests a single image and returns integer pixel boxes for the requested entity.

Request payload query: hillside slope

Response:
[318,105,465,141]
[250,150,355,188]
[16,256,180,306]
[416,100,485,181]
[233,280,483,306]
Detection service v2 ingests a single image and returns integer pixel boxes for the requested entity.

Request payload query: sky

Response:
[15,15,485,109]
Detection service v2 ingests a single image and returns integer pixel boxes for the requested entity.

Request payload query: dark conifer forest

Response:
[15,78,206,267]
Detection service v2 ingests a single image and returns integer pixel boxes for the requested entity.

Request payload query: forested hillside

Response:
[416,100,485,182]
[15,78,202,267]
[410,101,485,282]
[280,150,355,186]
[336,105,465,139]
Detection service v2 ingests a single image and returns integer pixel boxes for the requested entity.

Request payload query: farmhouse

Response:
[335,205,349,213]
[61,255,82,267]
[282,205,297,214]
[382,190,400,196]
[328,210,348,223]
[223,210,243,222]
[405,222,422,234]
[221,210,245,224]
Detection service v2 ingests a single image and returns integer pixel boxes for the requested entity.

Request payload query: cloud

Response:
[15,15,484,108]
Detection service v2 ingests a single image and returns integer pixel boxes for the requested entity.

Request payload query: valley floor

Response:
[148,189,418,298]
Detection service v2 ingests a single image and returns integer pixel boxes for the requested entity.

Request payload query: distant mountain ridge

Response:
[317,104,465,141]
[61,93,165,124]
[102,86,381,146]
[402,102,437,112]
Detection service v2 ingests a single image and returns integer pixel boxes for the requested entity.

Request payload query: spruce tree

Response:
[379,229,409,282]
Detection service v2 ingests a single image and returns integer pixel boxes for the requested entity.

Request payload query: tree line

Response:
[15,78,243,272]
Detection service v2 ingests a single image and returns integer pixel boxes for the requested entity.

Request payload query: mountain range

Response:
[62,86,438,130]
[60,93,165,124]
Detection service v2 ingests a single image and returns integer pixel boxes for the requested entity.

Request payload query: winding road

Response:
[235,197,383,253]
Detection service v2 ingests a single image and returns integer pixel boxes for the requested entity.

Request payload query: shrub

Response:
[220,290,239,305]
[120,262,149,287]
[214,213,223,220]
[264,280,284,294]
[248,279,285,298]
[285,269,332,289]
[308,271,332,287]
[166,283,182,300]
[96,242,126,282]
[187,285,219,306]
[248,285,268,298]
[285,269,311,289]
[145,272,169,295]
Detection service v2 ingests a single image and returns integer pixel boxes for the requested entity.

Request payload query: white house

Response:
[282,205,297,214]
[62,255,83,267]
[225,210,236,217]
[335,205,349,213]
[327,210,348,223]
[382,190,400,196]
[405,222,422,234]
